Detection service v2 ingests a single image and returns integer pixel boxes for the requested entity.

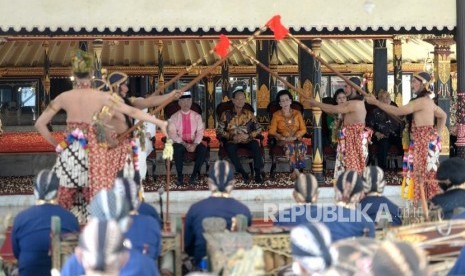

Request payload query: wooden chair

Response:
[162,101,211,176]
[215,101,264,178]
[50,216,79,271]
[266,100,312,178]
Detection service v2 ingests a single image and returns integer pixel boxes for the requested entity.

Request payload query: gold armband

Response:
[46,102,59,113]
[110,93,123,108]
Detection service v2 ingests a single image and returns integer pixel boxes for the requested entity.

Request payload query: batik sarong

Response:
[53,122,94,222]
[401,124,441,202]
[87,129,140,194]
[281,140,307,170]
[334,123,373,180]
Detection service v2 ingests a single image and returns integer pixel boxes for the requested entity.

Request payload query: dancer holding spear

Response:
[266,15,446,219]
[266,16,372,179]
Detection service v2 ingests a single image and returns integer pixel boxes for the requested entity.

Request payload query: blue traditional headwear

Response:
[290,222,333,274]
[335,170,364,204]
[113,177,140,211]
[91,79,108,91]
[34,169,59,201]
[294,173,319,203]
[413,71,433,91]
[79,218,126,272]
[437,157,465,191]
[371,241,428,276]
[108,72,128,88]
[349,77,362,87]
[208,160,235,193]
[362,166,386,194]
[89,189,130,230]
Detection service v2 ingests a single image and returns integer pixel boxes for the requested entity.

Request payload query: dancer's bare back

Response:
[56,88,114,124]
[35,88,168,146]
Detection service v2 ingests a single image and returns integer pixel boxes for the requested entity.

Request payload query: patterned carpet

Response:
[0,170,403,195]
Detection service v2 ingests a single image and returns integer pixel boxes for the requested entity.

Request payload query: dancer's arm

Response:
[130,90,182,109]
[108,94,168,136]
[35,99,61,146]
[365,95,414,116]
[308,97,355,114]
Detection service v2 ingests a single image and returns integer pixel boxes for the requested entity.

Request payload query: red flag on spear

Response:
[266,15,289,40]
[214,34,230,58]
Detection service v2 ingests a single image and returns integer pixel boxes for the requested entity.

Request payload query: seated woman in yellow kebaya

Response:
[269,90,307,179]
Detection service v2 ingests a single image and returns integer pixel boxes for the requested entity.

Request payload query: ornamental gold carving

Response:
[257,84,270,109]
[302,80,313,109]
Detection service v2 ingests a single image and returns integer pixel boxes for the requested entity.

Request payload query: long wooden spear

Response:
[117,26,268,141]
[230,41,309,100]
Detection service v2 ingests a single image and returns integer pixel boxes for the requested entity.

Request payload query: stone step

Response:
[0,149,315,177]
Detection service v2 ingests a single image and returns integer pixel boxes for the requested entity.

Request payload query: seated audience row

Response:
[167,89,312,186]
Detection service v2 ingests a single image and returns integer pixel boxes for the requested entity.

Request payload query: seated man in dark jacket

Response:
[184,160,252,268]
[431,157,465,219]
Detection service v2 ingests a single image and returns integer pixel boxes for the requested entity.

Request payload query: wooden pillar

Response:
[298,40,314,126]
[393,38,403,105]
[93,39,104,79]
[221,61,230,101]
[40,41,51,115]
[256,40,271,125]
[299,39,324,184]
[206,75,216,128]
[457,0,465,157]
[450,72,458,141]
[373,39,388,95]
[269,40,279,101]
[157,40,165,94]
[425,36,455,159]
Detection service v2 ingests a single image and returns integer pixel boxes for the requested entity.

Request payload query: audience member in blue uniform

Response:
[184,160,252,267]
[274,173,320,228]
[448,246,465,276]
[330,170,376,240]
[360,166,402,226]
[431,157,465,219]
[61,189,159,276]
[330,237,380,275]
[12,169,79,276]
[274,171,375,241]
[75,219,129,276]
[138,200,162,225]
[288,222,334,275]
[117,170,162,224]
[113,177,162,260]
[371,240,431,276]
